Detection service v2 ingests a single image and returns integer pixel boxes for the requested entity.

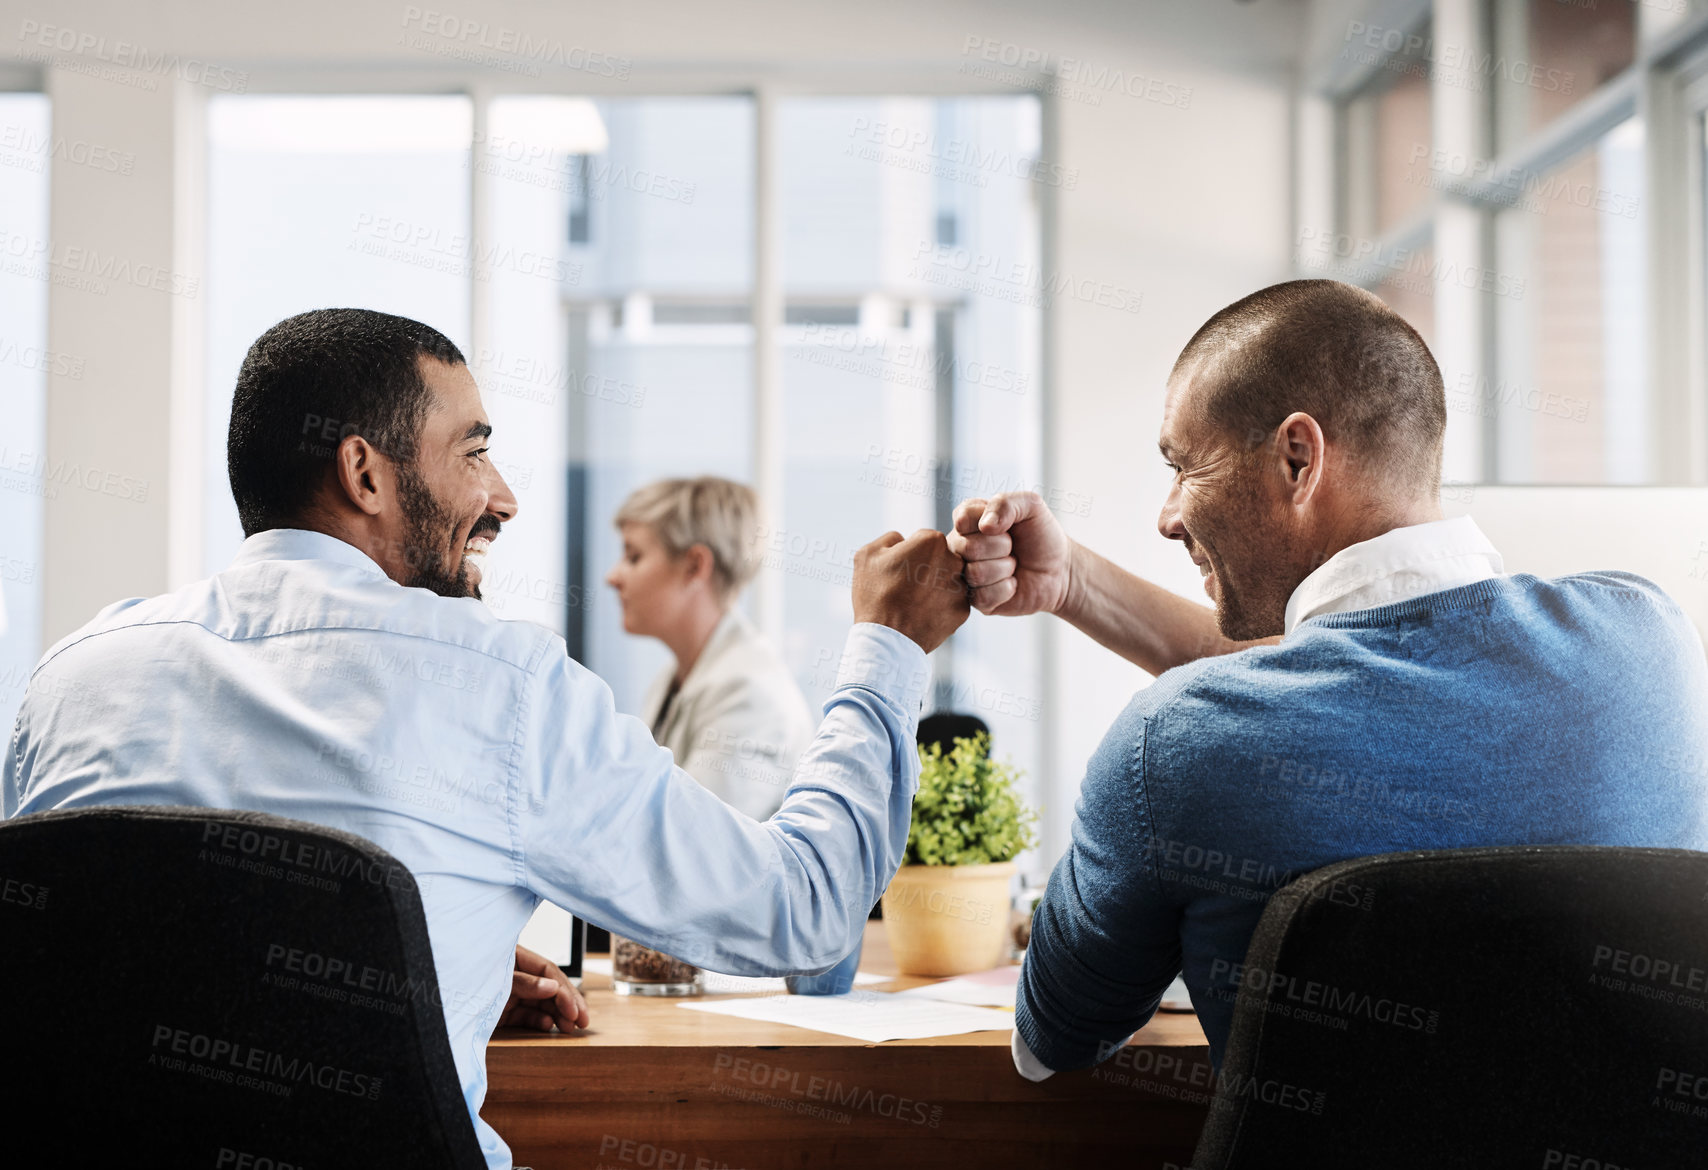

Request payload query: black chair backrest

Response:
[1192,845,1708,1170]
[916,712,990,754]
[0,805,486,1168]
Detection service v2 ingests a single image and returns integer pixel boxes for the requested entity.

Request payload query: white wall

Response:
[1445,487,1708,644]
[1044,62,1296,860]
[34,68,201,643]
[2,0,1305,866]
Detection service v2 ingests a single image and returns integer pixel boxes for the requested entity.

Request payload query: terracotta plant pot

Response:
[881,861,1015,977]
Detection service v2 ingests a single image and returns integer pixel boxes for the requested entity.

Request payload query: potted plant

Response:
[881,732,1039,976]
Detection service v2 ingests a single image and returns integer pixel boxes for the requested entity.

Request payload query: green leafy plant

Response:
[905,733,1039,866]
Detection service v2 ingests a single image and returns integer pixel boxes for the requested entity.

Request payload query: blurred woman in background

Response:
[605,477,814,821]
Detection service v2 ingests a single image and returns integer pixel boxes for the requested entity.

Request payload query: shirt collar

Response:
[1282,515,1505,635]
[227,528,393,581]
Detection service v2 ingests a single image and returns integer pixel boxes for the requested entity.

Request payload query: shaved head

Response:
[1156,279,1450,639]
[1171,279,1446,499]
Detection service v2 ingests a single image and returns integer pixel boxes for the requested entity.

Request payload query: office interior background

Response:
[2,0,1706,884]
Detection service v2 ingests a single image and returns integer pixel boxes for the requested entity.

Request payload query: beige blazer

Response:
[641,608,816,821]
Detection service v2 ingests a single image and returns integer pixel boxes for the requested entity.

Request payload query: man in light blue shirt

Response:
[4,308,969,1168]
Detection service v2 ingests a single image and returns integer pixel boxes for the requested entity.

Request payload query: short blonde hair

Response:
[614,477,763,599]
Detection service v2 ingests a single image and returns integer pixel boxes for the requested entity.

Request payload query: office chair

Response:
[0,805,486,1168]
[1190,845,1708,1169]
[916,711,991,755]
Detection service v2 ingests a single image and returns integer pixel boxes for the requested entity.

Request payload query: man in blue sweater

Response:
[947,278,1708,1081]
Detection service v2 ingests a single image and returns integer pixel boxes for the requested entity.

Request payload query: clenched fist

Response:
[852,528,970,654]
[947,492,1073,617]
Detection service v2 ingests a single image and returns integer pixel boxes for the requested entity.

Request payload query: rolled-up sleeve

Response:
[517,623,928,975]
[1015,711,1182,1072]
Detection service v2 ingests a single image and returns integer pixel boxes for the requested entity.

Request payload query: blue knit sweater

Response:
[1016,572,1708,1071]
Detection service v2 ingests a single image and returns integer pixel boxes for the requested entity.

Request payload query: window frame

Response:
[204,71,1057,869]
[1312,0,1708,486]
[228,66,1055,614]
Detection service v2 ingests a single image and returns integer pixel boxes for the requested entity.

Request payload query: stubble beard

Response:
[396,463,479,600]
[1201,474,1300,642]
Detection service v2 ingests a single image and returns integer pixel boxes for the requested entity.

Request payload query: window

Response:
[1340,20,1435,241]
[1314,0,1676,486]
[1492,0,1636,153]
[1331,20,1437,351]
[1489,118,1646,482]
[777,95,1044,784]
[200,88,1045,802]
[204,95,473,572]
[1375,244,1436,350]
[0,91,50,730]
[555,97,755,711]
[567,155,592,245]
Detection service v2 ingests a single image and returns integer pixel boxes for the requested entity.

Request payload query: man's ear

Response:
[333,434,391,517]
[1273,411,1327,507]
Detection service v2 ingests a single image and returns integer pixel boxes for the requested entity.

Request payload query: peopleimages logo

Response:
[1342,20,1574,95]
[0,446,149,503]
[149,1023,383,1100]
[796,321,1030,396]
[15,20,248,92]
[469,132,697,204]
[197,820,416,894]
[0,122,134,176]
[711,1053,944,1127]
[958,36,1193,110]
[0,337,84,379]
[0,873,48,911]
[1209,958,1441,1033]
[846,116,1077,190]
[1407,144,1640,219]
[263,941,439,1016]
[216,1150,305,1170]
[1296,227,1526,302]
[349,213,580,285]
[1592,944,1708,993]
[910,240,1144,314]
[399,7,632,79]
[0,227,201,299]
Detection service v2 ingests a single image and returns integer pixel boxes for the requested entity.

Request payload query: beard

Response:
[396,463,482,600]
[1194,469,1308,642]
[1211,558,1277,641]
[1210,526,1318,641]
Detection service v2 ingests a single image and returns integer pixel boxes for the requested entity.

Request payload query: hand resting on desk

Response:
[500,944,591,1033]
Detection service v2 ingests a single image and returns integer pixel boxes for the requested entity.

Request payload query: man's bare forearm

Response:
[1059,542,1275,675]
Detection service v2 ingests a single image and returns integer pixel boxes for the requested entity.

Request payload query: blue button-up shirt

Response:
[4,529,927,1168]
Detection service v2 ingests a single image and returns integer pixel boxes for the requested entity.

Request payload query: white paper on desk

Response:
[1159,975,1193,1012]
[677,989,1015,1043]
[894,965,1018,1009]
[580,957,889,994]
[898,967,1196,1013]
[701,969,892,994]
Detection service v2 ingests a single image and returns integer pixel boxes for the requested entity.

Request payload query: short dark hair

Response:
[227,308,466,536]
[1173,279,1446,495]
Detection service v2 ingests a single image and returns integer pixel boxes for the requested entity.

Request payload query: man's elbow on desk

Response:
[1011,950,1151,1082]
[1011,1024,1143,1083]
[1011,1028,1055,1082]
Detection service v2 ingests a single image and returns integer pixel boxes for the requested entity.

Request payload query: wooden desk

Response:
[484,922,1210,1170]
